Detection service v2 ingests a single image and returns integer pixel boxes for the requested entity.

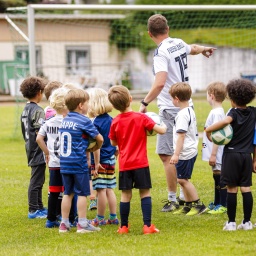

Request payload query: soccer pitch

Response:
[0,99,255,256]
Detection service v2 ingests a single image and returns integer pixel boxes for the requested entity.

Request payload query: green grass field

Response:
[0,99,256,256]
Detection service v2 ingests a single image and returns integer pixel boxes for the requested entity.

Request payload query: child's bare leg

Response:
[97,188,107,216]
[77,195,87,219]
[178,179,198,202]
[107,188,117,214]
[61,193,74,219]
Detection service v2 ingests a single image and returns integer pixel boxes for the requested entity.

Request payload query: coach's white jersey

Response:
[153,37,192,111]
[38,114,63,167]
[173,107,198,160]
[202,107,225,164]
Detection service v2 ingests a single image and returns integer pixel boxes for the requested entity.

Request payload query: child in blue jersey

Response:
[20,76,48,219]
[58,88,104,233]
[37,87,68,228]
[87,88,119,226]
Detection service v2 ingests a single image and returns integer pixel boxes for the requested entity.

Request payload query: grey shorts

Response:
[156,109,178,155]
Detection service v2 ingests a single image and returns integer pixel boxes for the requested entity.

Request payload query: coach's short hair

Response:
[148,14,169,37]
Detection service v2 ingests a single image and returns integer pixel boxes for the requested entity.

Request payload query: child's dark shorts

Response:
[221,152,252,187]
[119,167,152,190]
[62,172,90,196]
[49,167,64,193]
[175,155,197,179]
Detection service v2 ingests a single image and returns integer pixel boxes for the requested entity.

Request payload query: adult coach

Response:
[139,14,216,212]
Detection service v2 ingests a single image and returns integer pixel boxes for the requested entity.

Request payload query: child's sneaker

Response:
[77,223,101,233]
[208,205,227,214]
[173,206,191,215]
[45,220,60,228]
[237,221,253,230]
[106,218,119,225]
[39,207,48,215]
[161,200,179,212]
[59,222,70,233]
[90,218,107,226]
[186,202,207,216]
[223,221,236,231]
[28,210,47,219]
[117,226,129,234]
[176,197,185,206]
[88,199,97,211]
[206,202,215,212]
[143,224,159,234]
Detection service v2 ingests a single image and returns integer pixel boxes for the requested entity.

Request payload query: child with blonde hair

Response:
[202,81,227,214]
[37,87,68,228]
[87,88,119,226]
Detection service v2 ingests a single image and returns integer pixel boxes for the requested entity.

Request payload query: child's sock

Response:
[96,214,104,221]
[179,187,185,201]
[242,192,253,223]
[120,202,130,227]
[141,197,152,227]
[227,192,237,222]
[78,218,88,227]
[62,218,70,227]
[213,174,220,205]
[220,182,227,207]
[109,213,117,220]
[168,191,177,202]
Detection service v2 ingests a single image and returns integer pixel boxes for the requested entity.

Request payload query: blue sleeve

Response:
[254,126,256,145]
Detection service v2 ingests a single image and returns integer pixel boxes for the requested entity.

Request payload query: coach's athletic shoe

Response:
[59,222,70,233]
[143,224,159,234]
[117,226,129,234]
[176,197,185,206]
[208,205,227,214]
[28,210,47,219]
[88,199,97,211]
[90,218,107,226]
[77,223,101,233]
[106,218,119,225]
[173,206,191,215]
[223,221,236,231]
[45,220,60,228]
[186,202,207,216]
[161,200,179,212]
[237,221,253,230]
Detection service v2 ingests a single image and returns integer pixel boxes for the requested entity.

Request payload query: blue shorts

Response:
[62,173,90,196]
[176,155,197,179]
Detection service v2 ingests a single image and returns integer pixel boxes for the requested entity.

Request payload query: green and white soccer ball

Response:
[145,112,164,136]
[211,124,233,145]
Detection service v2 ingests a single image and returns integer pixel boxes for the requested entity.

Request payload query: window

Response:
[66,46,90,75]
[15,46,41,66]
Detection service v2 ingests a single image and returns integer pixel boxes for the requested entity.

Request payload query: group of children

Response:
[20,75,256,234]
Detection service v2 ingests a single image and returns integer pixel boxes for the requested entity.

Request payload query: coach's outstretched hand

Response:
[202,47,217,58]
